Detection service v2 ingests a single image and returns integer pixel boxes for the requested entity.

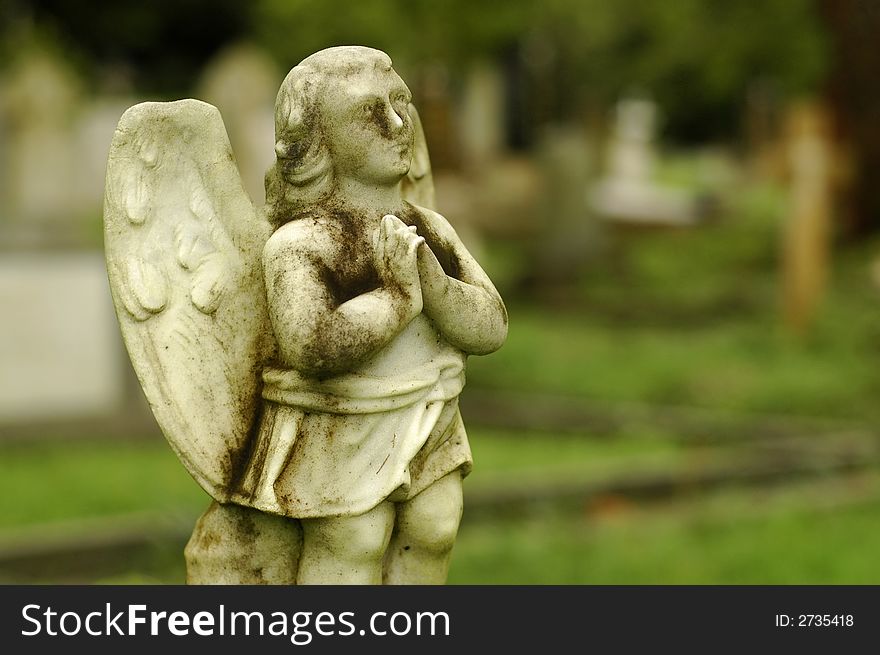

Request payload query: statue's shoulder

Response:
[264,213,338,265]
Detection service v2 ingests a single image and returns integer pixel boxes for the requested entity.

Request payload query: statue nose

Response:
[389,103,404,130]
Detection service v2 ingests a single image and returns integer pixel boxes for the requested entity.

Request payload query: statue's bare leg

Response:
[383,470,463,584]
[185,502,302,584]
[296,500,395,584]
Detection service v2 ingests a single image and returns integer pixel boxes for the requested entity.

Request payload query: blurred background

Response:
[2,0,880,583]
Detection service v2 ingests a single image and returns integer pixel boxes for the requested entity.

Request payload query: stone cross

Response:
[590,98,701,226]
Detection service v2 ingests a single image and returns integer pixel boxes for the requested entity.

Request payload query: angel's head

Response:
[266,46,415,226]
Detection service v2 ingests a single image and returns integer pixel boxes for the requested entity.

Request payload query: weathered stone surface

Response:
[185,502,301,585]
[104,46,507,585]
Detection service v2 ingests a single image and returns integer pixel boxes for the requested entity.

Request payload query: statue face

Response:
[321,65,414,185]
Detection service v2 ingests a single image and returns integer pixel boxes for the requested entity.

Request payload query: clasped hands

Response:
[373,214,447,320]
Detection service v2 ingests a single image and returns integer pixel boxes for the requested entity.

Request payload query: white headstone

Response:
[460,61,505,169]
[74,98,139,225]
[3,50,81,227]
[590,97,701,226]
[0,252,125,422]
[198,44,278,205]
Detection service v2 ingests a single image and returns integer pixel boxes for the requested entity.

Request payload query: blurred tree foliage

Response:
[252,0,828,142]
[2,0,828,141]
[1,0,251,93]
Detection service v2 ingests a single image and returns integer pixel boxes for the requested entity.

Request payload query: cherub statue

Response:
[104,46,507,585]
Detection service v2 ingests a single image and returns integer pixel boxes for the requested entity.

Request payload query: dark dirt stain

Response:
[315,206,381,307]
[234,511,258,541]
[318,257,380,307]
[280,202,407,378]
[367,98,395,140]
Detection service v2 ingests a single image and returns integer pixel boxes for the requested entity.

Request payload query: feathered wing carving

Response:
[104,100,273,501]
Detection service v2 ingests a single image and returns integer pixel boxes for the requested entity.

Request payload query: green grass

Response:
[450,482,880,584]
[93,491,880,585]
[450,508,880,584]
[0,431,683,529]
[466,428,689,493]
[6,186,880,583]
[470,219,880,421]
[4,435,880,584]
[468,306,880,420]
[93,506,880,585]
[0,440,208,529]
[4,432,880,585]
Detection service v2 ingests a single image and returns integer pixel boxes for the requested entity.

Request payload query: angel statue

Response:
[104,46,508,585]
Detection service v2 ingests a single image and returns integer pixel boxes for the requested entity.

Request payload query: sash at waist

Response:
[261,351,466,415]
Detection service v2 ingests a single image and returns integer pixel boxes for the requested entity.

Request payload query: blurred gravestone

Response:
[0,253,125,424]
[1,49,83,244]
[525,124,599,291]
[460,61,505,170]
[425,61,507,261]
[414,64,459,170]
[590,98,701,226]
[75,98,139,230]
[780,102,834,335]
[197,44,278,205]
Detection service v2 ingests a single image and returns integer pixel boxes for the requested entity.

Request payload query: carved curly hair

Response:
[264,46,393,228]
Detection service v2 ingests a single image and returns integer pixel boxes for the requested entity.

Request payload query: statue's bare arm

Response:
[413,209,508,355]
[264,217,424,377]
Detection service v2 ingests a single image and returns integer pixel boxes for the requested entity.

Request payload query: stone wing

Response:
[104,100,273,501]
